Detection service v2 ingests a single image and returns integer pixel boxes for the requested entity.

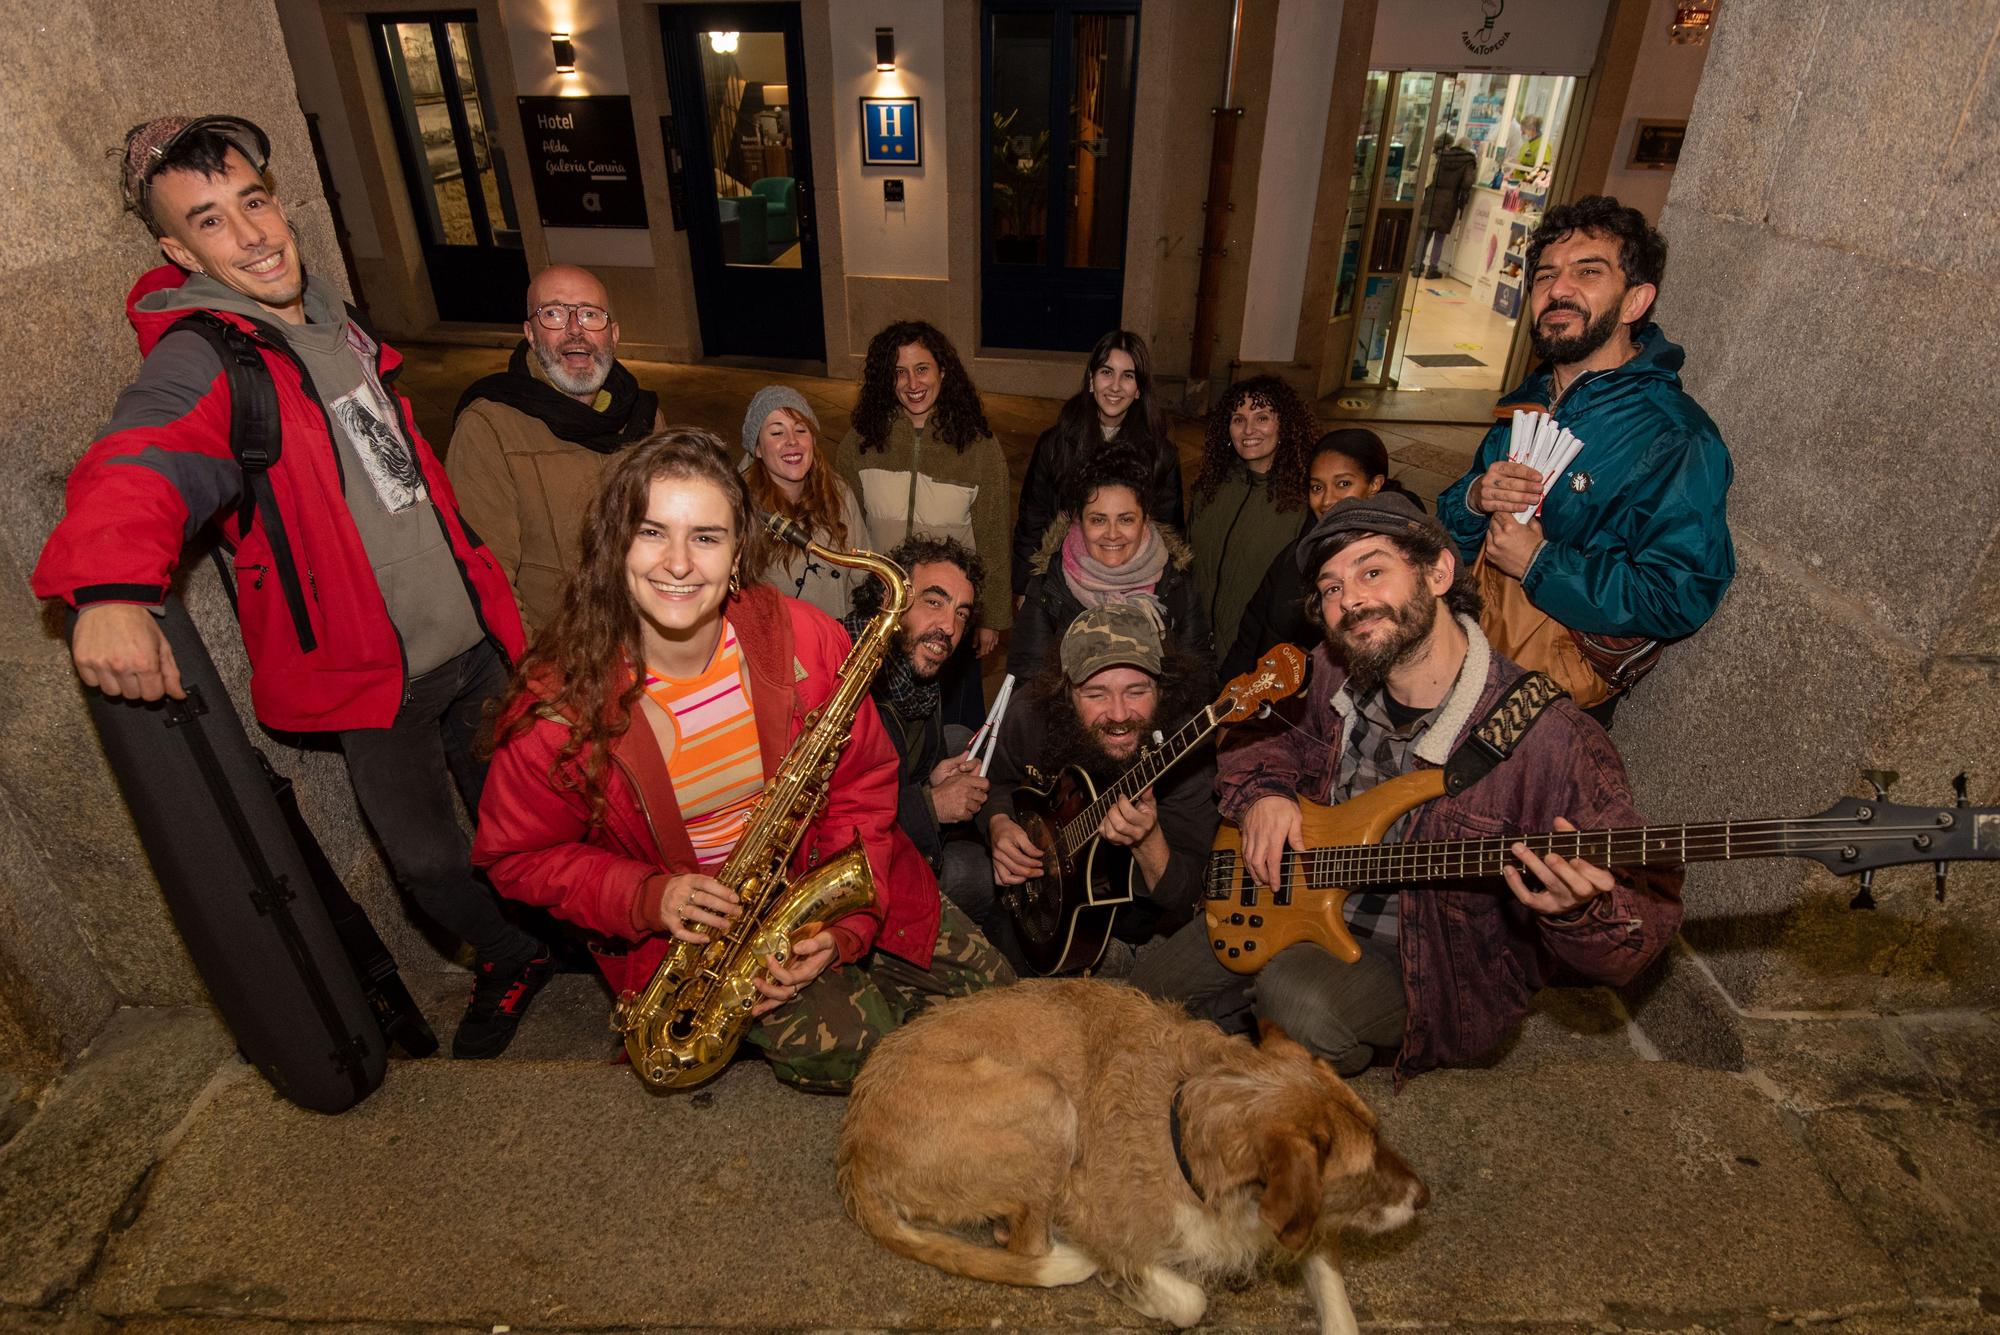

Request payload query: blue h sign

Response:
[861,98,921,166]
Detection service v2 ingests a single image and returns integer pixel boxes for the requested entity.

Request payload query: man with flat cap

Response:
[449,264,664,636]
[1133,492,1684,1081]
[33,115,552,1058]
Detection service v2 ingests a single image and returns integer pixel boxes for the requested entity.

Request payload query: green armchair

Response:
[749,176,798,248]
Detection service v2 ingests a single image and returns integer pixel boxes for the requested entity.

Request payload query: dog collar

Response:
[1168,1083,1205,1202]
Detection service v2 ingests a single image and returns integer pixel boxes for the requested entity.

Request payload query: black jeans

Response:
[337,640,542,968]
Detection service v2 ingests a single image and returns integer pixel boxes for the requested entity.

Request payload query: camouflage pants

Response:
[747,903,1014,1092]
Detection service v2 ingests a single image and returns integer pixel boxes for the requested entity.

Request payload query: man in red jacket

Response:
[33,115,549,1058]
[1133,492,1682,1080]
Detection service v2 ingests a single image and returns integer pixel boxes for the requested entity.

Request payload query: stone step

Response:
[0,1007,230,1309]
[80,1054,1921,1330]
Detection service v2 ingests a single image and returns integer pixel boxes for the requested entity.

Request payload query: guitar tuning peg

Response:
[1862,769,1899,802]
[1849,868,1878,912]
[1936,772,1966,903]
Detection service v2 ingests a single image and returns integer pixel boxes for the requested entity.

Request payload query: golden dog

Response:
[837,979,1426,1332]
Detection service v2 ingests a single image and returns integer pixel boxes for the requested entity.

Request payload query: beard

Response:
[533,338,614,397]
[1529,297,1624,365]
[895,624,956,681]
[1326,584,1441,696]
[1041,692,1156,782]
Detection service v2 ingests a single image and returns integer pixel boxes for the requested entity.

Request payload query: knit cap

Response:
[740,386,819,457]
[119,115,271,235]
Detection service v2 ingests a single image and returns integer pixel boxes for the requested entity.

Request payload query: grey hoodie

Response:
[139,274,483,678]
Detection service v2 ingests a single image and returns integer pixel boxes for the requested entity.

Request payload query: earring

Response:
[729,569,742,595]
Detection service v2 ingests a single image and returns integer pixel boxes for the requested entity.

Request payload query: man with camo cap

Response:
[977,601,1221,972]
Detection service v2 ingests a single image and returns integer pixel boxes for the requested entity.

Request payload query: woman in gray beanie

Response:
[740,385,875,619]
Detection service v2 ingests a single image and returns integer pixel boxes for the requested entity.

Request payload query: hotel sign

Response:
[518,96,650,229]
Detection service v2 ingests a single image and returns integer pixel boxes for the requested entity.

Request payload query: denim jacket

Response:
[1214,617,1684,1080]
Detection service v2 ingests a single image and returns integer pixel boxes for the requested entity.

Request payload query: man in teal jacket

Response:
[1437,196,1734,684]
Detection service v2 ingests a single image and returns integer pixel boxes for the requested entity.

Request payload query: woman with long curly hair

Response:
[738,385,874,619]
[1008,329,1183,601]
[1187,375,1319,654]
[833,320,1011,724]
[473,429,1009,1091]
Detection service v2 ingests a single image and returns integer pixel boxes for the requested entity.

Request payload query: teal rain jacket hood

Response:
[1437,323,1735,641]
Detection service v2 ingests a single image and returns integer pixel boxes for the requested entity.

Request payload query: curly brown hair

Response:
[745,405,851,570]
[850,320,992,452]
[489,428,765,824]
[1191,375,1316,514]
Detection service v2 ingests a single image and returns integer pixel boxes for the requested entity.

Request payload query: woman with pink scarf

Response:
[1006,445,1215,682]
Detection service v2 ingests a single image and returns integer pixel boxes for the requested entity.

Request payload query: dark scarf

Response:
[453,341,658,454]
[843,611,941,724]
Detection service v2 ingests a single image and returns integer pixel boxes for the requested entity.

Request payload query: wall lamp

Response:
[1668,3,1715,44]
[875,27,895,71]
[551,32,576,72]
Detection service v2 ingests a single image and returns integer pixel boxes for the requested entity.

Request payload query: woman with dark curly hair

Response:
[474,429,1008,1091]
[833,321,1011,644]
[1008,329,1183,601]
[1187,374,1318,654]
[834,321,1011,727]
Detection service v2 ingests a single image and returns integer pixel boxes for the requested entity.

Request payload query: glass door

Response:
[1335,69,1581,407]
[372,13,527,323]
[660,4,824,360]
[981,1,1141,352]
[1344,71,1438,388]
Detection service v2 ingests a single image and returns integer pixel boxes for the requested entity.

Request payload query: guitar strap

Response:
[1441,671,1567,796]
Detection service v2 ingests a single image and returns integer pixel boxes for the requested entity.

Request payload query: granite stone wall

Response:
[1618,0,2000,1062]
[0,1,448,1075]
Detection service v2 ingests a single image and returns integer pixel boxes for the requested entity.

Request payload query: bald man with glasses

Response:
[449,264,666,635]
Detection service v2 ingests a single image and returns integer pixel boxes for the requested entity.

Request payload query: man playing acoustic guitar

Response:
[1133,492,1683,1079]
[980,603,1221,972]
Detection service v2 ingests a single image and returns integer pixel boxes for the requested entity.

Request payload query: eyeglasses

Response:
[531,302,612,331]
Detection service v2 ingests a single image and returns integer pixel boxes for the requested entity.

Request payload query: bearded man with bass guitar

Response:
[1132,492,1683,1080]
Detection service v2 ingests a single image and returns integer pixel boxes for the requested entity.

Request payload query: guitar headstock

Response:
[1796,796,2000,875]
[1216,644,1308,724]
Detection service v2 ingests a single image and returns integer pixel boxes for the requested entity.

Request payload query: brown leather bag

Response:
[1472,550,1662,710]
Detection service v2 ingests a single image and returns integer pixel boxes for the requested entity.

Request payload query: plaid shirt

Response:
[1330,688,1443,943]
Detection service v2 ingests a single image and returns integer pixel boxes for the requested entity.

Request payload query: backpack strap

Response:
[170,313,318,654]
[1442,671,1567,796]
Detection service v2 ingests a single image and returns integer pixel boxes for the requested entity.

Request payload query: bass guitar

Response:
[1004,646,1307,975]
[1207,769,1997,973]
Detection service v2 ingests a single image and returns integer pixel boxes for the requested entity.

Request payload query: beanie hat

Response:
[119,115,271,236]
[740,386,819,457]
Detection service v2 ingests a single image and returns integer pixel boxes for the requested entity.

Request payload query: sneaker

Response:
[452,952,554,1059]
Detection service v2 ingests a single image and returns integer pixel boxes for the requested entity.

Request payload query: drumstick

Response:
[974,675,1016,778]
[963,673,1016,766]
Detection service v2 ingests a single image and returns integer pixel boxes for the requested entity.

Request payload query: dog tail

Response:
[843,1186,1097,1288]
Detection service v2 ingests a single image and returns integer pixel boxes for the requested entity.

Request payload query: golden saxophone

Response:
[612,513,908,1090]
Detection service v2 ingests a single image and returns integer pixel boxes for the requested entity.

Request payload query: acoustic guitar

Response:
[1002,646,1307,975]
[1207,769,1997,972]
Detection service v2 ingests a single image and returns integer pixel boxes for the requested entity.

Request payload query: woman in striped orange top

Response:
[475,429,1009,1090]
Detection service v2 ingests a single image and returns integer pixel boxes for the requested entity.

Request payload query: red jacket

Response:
[1216,623,1684,1081]
[31,266,525,732]
[473,584,943,1000]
